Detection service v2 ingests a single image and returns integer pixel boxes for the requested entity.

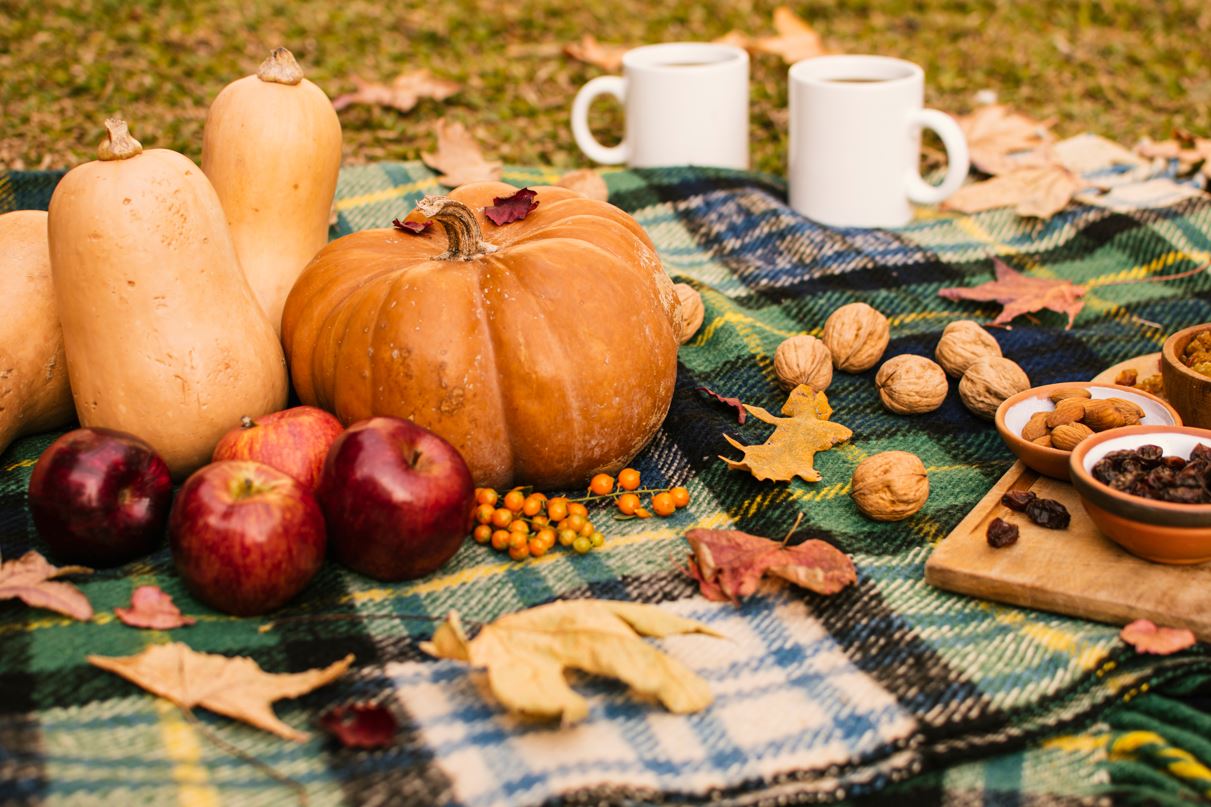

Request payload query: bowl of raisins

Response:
[1069,425,1211,564]
[1162,324,1211,430]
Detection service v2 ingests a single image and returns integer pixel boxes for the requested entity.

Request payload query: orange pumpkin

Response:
[282,182,681,489]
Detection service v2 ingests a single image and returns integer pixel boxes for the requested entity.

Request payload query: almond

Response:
[1051,422,1094,450]
[1083,399,1127,432]
[1046,398,1087,428]
[1032,434,1054,448]
[1109,398,1144,425]
[1021,411,1050,442]
[1049,386,1092,403]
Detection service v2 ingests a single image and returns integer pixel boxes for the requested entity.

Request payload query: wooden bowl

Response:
[1162,324,1211,428]
[1069,425,1211,564]
[994,382,1180,479]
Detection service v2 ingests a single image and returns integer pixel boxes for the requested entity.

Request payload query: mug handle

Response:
[905,109,970,205]
[571,76,628,165]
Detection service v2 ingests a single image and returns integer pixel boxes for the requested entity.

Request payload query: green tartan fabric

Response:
[1,163,1210,806]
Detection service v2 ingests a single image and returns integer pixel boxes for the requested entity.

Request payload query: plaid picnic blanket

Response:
[2,163,1211,807]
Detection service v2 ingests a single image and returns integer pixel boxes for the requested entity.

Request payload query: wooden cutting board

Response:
[924,461,1211,640]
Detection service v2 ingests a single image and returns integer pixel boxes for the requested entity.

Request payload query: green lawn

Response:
[1,0,1208,174]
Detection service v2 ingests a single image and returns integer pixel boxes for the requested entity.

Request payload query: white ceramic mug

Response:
[788,55,969,228]
[571,42,749,169]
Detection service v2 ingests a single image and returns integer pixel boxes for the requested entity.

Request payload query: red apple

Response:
[28,428,173,567]
[318,417,474,581]
[170,460,325,616]
[211,406,344,490]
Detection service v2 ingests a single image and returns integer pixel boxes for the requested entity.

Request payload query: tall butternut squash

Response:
[202,47,342,333]
[0,210,74,454]
[48,118,289,478]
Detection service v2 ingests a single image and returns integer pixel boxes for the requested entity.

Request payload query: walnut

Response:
[821,302,890,372]
[875,355,948,414]
[958,357,1031,419]
[674,283,704,344]
[774,335,833,391]
[1051,422,1094,450]
[850,451,929,521]
[935,320,1003,378]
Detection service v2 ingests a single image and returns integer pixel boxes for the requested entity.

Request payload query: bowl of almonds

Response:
[994,382,1181,479]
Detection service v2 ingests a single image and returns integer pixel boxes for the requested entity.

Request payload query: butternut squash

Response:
[48,118,289,479]
[0,210,74,454]
[202,47,342,333]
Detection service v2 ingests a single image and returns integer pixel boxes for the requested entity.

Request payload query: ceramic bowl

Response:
[1162,324,1211,429]
[994,382,1180,479]
[1069,425,1211,564]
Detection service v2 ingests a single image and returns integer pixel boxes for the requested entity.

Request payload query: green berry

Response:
[573,536,592,554]
[558,528,577,547]
[590,531,604,548]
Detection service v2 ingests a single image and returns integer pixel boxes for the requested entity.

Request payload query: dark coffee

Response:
[826,77,888,83]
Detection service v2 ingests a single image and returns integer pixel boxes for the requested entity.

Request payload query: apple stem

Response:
[240,416,255,429]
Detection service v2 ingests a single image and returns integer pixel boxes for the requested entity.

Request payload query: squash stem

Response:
[257,47,304,85]
[415,196,498,261]
[97,118,142,161]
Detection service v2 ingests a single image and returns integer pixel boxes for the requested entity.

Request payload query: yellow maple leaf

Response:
[720,385,851,483]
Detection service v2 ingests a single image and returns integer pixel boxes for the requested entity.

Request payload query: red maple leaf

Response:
[1119,619,1197,655]
[938,258,1087,329]
[319,703,397,749]
[683,527,856,604]
[114,585,196,630]
[484,188,539,225]
[392,212,432,234]
[696,386,748,425]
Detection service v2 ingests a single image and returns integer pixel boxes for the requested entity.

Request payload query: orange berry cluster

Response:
[469,468,690,562]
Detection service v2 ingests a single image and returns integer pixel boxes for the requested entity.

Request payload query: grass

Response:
[1,0,1209,174]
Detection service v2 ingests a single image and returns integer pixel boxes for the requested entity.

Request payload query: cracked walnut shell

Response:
[935,320,1003,378]
[774,335,833,391]
[958,357,1031,420]
[822,303,890,372]
[850,451,929,521]
[875,355,948,414]
[674,283,704,344]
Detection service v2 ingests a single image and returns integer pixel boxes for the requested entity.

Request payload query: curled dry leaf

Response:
[484,187,539,226]
[421,600,722,724]
[956,104,1054,176]
[320,703,397,749]
[556,169,609,202]
[684,526,856,604]
[89,643,354,741]
[392,210,432,234]
[1119,619,1197,655]
[939,258,1087,329]
[563,34,628,71]
[696,386,747,424]
[331,70,460,114]
[114,585,196,630]
[0,551,92,621]
[1135,130,1211,177]
[943,164,1086,219]
[421,119,502,188]
[720,385,851,483]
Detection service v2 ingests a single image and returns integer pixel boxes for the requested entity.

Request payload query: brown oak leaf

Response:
[956,104,1054,176]
[720,386,850,483]
[556,169,609,201]
[421,119,503,188]
[1135,130,1211,178]
[943,164,1086,218]
[421,601,722,724]
[89,643,354,741]
[938,258,1087,329]
[564,35,628,71]
[320,703,397,749]
[0,551,92,621]
[696,386,748,424]
[484,187,539,225]
[721,6,828,64]
[331,70,460,114]
[684,526,856,604]
[1119,619,1197,655]
[114,585,195,630]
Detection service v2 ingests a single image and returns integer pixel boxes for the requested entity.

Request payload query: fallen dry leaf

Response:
[956,104,1054,176]
[720,386,851,483]
[939,258,1087,329]
[484,187,539,225]
[0,551,92,621]
[1053,133,1150,187]
[696,386,748,424]
[1078,178,1207,212]
[563,34,628,72]
[392,209,432,234]
[115,585,195,630]
[943,164,1086,219]
[89,643,354,741]
[331,70,460,114]
[421,119,503,188]
[556,168,609,201]
[320,703,397,749]
[684,526,856,604]
[1135,130,1211,177]
[719,6,828,64]
[1119,619,1197,655]
[421,600,721,724]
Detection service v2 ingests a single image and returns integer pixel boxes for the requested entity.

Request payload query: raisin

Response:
[1191,443,1211,463]
[1092,459,1117,485]
[987,517,1020,548]
[1147,466,1176,488]
[1163,455,1187,471]
[1163,486,1205,504]
[1137,444,1163,462]
[1025,497,1070,530]
[1001,490,1037,512]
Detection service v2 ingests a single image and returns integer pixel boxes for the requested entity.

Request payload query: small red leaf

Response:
[115,585,196,630]
[484,188,539,226]
[392,212,432,234]
[320,703,397,749]
[696,387,748,425]
[1119,619,1197,655]
[684,527,856,604]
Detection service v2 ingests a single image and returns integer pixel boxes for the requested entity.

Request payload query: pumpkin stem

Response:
[97,118,143,161]
[415,196,498,261]
[257,47,305,86]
